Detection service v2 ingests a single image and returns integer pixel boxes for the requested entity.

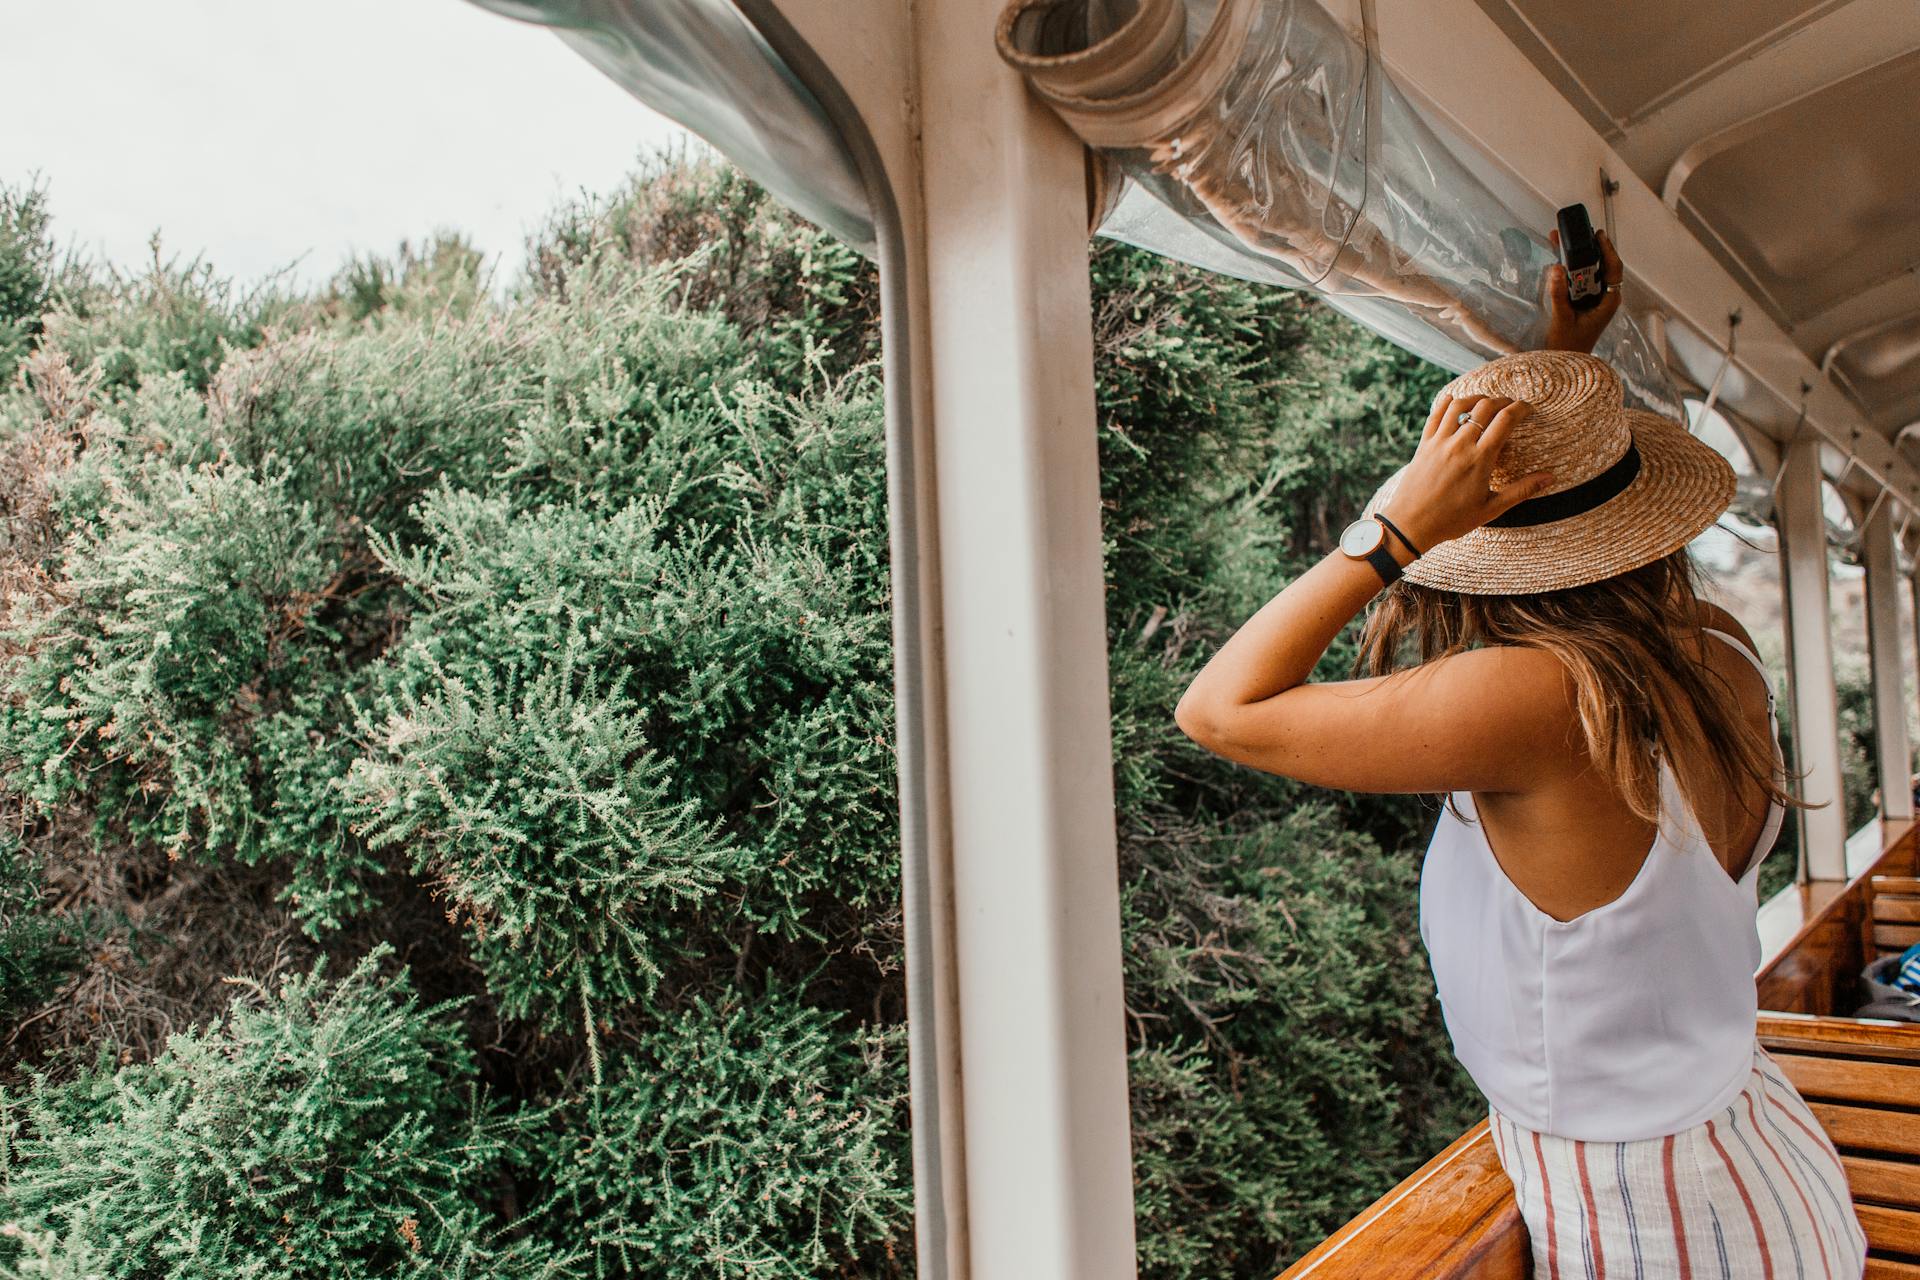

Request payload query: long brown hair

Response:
[1352,547,1807,843]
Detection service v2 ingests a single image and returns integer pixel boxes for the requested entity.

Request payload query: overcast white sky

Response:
[1,0,692,291]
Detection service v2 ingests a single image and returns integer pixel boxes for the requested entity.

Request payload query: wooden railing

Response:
[1276,1122,1525,1279]
[1275,822,1920,1280]
[1757,824,1918,1014]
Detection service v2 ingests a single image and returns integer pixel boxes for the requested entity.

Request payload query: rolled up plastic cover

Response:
[466,0,1678,413]
[464,0,876,255]
[997,0,1682,413]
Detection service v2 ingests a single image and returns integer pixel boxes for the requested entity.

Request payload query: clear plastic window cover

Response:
[469,0,1678,416]
[464,0,875,256]
[1000,0,1683,415]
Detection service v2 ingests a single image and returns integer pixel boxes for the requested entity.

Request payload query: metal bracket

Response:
[1766,378,1814,507]
[1690,309,1741,435]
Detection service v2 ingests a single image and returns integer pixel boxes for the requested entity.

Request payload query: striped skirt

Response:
[1489,1042,1868,1279]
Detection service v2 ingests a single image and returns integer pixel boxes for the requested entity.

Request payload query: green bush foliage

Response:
[0,836,94,1022]
[542,989,909,1277]
[0,947,576,1278]
[0,1221,114,1280]
[346,631,734,1026]
[33,251,291,403]
[520,149,877,390]
[1759,648,1879,904]
[0,181,56,371]
[0,157,919,1278]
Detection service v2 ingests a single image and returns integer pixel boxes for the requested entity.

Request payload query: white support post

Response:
[731,3,1140,1273]
[1864,500,1915,822]
[476,0,1137,1271]
[902,3,1139,1277]
[1776,436,1851,877]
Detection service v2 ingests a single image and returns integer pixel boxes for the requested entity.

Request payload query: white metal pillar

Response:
[904,3,1139,1277]
[737,2,1141,1273]
[1863,500,1915,821]
[1776,437,1851,877]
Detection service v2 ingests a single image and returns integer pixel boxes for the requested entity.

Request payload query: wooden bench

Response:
[1870,876,1920,961]
[1277,1016,1920,1279]
[1761,1013,1920,1276]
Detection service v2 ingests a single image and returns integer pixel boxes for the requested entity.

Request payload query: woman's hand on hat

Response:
[1379,394,1556,549]
[1542,227,1624,354]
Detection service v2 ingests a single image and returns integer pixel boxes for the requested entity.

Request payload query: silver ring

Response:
[1457,411,1484,429]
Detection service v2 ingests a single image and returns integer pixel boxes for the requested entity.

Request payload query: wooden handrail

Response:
[1756,823,1919,1015]
[1274,1121,1525,1279]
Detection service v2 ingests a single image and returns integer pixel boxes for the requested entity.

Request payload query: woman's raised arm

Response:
[1175,392,1568,794]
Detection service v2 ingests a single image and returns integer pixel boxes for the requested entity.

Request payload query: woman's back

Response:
[1468,600,1780,923]
[1419,618,1786,1141]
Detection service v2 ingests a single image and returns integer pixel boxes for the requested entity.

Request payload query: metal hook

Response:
[1834,434,1860,490]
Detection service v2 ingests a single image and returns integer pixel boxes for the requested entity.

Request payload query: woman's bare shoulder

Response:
[1690,596,1760,654]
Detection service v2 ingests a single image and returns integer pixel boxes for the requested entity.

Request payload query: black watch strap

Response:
[1374,513,1423,558]
[1364,542,1403,587]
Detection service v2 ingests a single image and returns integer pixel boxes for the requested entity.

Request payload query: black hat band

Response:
[1486,441,1643,529]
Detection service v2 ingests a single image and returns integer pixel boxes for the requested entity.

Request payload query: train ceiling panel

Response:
[1469,0,1840,130]
[1470,0,1920,441]
[1676,53,1920,328]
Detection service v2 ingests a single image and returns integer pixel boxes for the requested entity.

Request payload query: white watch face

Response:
[1340,518,1384,558]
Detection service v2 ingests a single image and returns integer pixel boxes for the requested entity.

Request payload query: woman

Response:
[1175,234,1870,1278]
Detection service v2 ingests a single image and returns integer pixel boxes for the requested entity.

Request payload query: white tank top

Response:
[1418,627,1786,1142]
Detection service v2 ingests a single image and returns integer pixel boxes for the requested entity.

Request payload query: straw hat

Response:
[1361,350,1735,594]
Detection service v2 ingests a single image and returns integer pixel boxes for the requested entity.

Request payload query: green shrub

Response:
[0,836,93,1023]
[0,947,573,1279]
[522,151,877,393]
[1761,655,1877,903]
[0,1219,112,1280]
[35,250,287,402]
[199,253,744,534]
[0,181,56,374]
[1121,805,1479,1276]
[1836,654,1880,832]
[1086,233,1475,1278]
[540,988,909,1279]
[325,232,490,326]
[346,373,899,1023]
[345,634,733,1028]
[0,457,335,859]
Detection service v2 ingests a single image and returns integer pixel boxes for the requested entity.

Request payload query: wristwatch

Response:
[1339,515,1407,587]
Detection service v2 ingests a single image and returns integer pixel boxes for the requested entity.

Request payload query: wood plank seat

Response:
[1762,1012,1920,1269]
[1873,876,1920,958]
